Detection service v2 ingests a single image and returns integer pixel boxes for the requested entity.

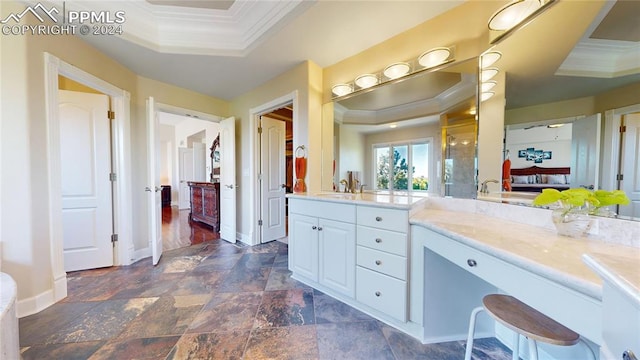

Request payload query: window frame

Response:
[371,137,433,193]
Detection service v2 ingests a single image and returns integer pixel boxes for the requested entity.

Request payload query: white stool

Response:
[464,294,595,360]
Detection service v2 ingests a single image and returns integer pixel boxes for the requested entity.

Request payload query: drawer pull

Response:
[375,260,382,265]
[623,350,638,360]
[467,259,477,267]
[375,216,383,222]
[375,238,382,243]
[318,227,323,231]
[375,291,381,297]
[312,226,317,230]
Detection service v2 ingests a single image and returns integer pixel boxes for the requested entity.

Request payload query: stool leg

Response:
[512,332,519,360]
[464,307,485,360]
[527,338,538,360]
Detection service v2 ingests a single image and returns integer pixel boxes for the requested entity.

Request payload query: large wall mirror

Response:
[479,0,640,220]
[323,58,477,198]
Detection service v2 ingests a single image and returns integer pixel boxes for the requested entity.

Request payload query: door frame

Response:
[44,53,132,305]
[155,103,222,213]
[249,91,298,245]
[602,103,640,191]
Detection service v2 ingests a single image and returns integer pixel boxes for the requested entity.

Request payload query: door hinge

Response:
[617,174,624,181]
[111,234,118,243]
[107,110,115,120]
[620,125,626,133]
[258,220,263,226]
[109,173,117,182]
[258,127,262,134]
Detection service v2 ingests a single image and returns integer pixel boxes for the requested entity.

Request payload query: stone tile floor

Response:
[19,239,513,359]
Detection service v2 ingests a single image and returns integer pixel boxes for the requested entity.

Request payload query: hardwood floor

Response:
[18,209,513,359]
[162,206,220,251]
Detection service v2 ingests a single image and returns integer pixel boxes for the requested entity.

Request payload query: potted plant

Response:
[533,188,630,237]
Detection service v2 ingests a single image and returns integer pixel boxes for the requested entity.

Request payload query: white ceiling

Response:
[63,0,465,100]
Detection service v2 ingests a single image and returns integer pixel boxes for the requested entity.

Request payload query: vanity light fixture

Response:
[354,74,379,89]
[480,91,495,102]
[383,62,411,80]
[418,47,453,69]
[481,68,499,82]
[481,80,497,92]
[488,0,542,31]
[330,45,454,99]
[332,84,353,97]
[481,51,502,68]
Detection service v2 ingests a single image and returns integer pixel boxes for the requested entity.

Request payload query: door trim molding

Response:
[41,53,132,312]
[602,103,640,191]
[249,91,298,246]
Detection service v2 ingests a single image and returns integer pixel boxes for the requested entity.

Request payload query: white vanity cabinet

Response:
[355,206,409,322]
[288,198,356,297]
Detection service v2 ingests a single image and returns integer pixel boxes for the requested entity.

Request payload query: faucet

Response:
[340,179,349,193]
[480,179,499,193]
[359,184,367,194]
[352,179,360,194]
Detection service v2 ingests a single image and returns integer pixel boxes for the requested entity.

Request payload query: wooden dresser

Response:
[188,182,220,232]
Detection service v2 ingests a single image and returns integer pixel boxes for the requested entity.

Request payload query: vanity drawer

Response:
[289,198,356,223]
[357,206,408,233]
[356,266,406,322]
[357,246,407,280]
[356,226,407,256]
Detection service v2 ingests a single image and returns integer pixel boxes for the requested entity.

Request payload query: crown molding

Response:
[50,0,313,56]
[557,39,640,78]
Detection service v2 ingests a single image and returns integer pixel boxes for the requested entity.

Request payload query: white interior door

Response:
[219,116,236,243]
[193,142,207,182]
[619,113,640,218]
[146,97,163,265]
[178,147,194,210]
[59,90,114,272]
[260,116,286,243]
[571,114,600,189]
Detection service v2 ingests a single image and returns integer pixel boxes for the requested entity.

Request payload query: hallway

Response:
[18,209,512,359]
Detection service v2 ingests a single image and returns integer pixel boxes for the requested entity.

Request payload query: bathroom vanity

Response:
[288,193,427,334]
[287,194,640,359]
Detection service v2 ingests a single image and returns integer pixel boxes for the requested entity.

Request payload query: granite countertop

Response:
[410,208,640,301]
[287,192,429,210]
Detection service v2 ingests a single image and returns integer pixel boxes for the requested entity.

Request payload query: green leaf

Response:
[533,188,562,206]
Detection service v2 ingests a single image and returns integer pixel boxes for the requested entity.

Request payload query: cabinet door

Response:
[289,213,319,281]
[319,219,356,298]
[191,186,203,216]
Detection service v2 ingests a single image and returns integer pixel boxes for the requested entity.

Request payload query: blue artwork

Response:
[518,148,552,163]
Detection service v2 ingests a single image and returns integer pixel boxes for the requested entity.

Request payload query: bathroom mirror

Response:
[324,58,478,197]
[479,0,640,220]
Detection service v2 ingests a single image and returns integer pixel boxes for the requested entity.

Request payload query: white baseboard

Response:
[17,289,54,318]
[16,273,68,318]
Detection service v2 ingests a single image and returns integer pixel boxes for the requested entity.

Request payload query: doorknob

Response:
[145,187,152,192]
[281,184,287,189]
[225,184,234,189]
[155,186,161,192]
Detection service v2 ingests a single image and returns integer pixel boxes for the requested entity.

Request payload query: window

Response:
[373,140,431,192]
